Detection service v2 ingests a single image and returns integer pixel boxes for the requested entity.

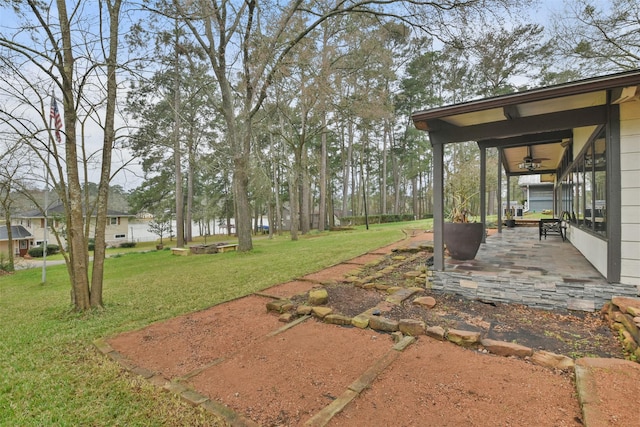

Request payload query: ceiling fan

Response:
[518,146,549,171]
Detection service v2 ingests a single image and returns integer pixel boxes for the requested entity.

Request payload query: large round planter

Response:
[443,222,484,260]
[505,219,516,228]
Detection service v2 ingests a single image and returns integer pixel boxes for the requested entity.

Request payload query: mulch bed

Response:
[296,251,624,360]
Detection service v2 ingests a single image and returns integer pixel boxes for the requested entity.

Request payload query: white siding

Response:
[570,227,608,275]
[620,102,640,286]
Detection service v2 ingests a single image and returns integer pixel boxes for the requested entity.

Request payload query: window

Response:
[110,217,118,225]
[559,127,606,237]
[115,234,125,239]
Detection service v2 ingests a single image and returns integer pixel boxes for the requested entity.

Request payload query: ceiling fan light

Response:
[518,161,541,171]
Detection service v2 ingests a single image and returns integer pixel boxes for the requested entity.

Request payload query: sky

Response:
[0,0,612,193]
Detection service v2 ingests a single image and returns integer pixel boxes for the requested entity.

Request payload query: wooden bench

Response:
[171,247,190,256]
[217,244,238,253]
[539,219,566,241]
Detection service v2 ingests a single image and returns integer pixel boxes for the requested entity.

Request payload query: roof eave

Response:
[411,69,640,127]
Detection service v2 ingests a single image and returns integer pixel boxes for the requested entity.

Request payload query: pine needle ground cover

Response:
[0,222,422,426]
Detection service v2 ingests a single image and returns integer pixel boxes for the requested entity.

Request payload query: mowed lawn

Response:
[0,221,428,426]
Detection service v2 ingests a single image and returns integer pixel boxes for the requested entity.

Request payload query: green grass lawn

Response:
[0,221,430,426]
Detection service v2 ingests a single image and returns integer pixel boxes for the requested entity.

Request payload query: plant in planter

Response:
[505,209,516,228]
[444,194,484,260]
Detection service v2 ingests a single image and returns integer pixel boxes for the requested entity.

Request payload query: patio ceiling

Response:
[411,70,640,176]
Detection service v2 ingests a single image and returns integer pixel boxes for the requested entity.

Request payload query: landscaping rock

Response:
[413,296,436,309]
[266,299,292,314]
[368,316,399,332]
[621,330,638,354]
[611,296,640,316]
[480,338,533,358]
[399,319,426,336]
[403,271,422,279]
[311,306,333,319]
[351,314,370,329]
[613,311,640,343]
[446,329,481,347]
[296,305,312,315]
[324,314,352,326]
[531,350,574,370]
[391,331,403,343]
[386,288,419,305]
[426,325,446,340]
[279,313,294,323]
[308,288,328,305]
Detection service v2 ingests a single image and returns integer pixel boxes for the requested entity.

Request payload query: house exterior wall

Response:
[569,227,609,275]
[571,102,640,288]
[527,186,553,212]
[15,217,50,246]
[620,102,640,287]
[0,239,30,256]
[0,241,12,255]
[16,216,130,248]
[88,217,130,246]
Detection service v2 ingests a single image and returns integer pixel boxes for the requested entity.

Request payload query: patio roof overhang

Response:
[412,69,640,176]
[410,69,640,274]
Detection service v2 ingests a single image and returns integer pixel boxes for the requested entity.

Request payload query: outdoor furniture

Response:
[539,218,565,241]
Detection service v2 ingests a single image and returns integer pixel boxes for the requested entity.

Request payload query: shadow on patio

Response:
[433,226,637,312]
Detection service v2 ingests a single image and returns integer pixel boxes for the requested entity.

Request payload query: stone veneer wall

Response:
[430,269,639,312]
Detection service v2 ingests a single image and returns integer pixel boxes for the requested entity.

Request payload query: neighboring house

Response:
[14,202,133,249]
[412,69,640,290]
[0,225,33,257]
[518,175,553,213]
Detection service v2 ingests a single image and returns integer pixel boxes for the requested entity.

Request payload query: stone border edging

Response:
[573,357,640,426]
[304,336,416,427]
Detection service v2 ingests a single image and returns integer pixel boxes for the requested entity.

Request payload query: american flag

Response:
[50,95,63,143]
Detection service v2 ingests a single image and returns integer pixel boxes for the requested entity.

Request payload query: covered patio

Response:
[412,70,640,311]
[432,226,637,311]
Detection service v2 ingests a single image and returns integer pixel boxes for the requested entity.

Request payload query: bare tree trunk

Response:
[382,118,389,215]
[90,0,121,308]
[341,123,349,218]
[318,114,327,231]
[300,147,310,234]
[56,0,90,310]
[5,215,13,270]
[233,117,253,249]
[173,27,184,248]
[289,165,299,241]
[271,134,282,236]
[185,134,195,242]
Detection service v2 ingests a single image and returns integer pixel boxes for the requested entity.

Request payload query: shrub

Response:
[88,238,95,251]
[28,244,60,258]
[340,214,418,226]
[0,252,12,272]
[119,242,136,248]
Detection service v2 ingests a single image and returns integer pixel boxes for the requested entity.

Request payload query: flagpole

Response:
[42,94,53,284]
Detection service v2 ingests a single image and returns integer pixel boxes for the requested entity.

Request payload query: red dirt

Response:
[106,230,637,426]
